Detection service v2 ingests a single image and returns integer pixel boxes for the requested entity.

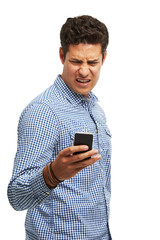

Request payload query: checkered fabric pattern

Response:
[8,75,112,239]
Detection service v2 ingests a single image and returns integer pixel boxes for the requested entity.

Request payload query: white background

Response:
[1,0,160,239]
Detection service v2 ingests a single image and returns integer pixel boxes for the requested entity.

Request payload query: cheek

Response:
[92,67,101,78]
[67,65,78,77]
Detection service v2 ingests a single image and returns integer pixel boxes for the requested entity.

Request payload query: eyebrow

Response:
[69,58,100,63]
[87,59,100,63]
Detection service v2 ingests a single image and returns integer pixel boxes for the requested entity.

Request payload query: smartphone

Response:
[74,132,93,157]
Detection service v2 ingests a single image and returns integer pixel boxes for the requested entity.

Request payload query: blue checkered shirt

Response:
[8,75,112,239]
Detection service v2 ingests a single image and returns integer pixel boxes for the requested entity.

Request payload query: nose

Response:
[78,66,90,78]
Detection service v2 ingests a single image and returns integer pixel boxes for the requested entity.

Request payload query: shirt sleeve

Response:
[7,103,59,211]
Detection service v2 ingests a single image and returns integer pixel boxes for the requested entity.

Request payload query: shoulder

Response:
[18,84,61,130]
[20,81,61,118]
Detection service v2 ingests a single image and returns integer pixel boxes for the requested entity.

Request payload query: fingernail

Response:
[97,154,101,159]
[93,149,98,154]
[83,145,89,150]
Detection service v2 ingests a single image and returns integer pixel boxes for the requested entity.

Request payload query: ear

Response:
[102,50,107,64]
[59,47,65,64]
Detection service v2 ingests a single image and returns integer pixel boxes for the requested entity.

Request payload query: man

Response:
[8,15,112,239]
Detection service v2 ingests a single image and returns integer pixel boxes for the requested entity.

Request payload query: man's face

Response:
[60,43,107,98]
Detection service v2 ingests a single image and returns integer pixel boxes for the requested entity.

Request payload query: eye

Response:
[69,60,82,65]
[88,61,98,66]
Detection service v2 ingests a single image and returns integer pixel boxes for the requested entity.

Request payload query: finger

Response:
[74,154,102,169]
[70,149,99,163]
[59,145,89,157]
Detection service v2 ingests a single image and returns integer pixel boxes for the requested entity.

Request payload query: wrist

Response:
[50,162,64,183]
[43,163,60,189]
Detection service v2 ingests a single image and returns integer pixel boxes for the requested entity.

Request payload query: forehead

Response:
[67,43,102,59]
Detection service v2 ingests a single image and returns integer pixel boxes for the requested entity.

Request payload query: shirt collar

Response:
[54,75,98,107]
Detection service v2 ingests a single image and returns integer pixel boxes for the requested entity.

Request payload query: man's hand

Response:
[51,145,101,181]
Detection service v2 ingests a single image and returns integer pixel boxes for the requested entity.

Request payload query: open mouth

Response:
[76,79,91,83]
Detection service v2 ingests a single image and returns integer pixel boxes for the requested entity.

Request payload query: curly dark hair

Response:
[60,15,109,60]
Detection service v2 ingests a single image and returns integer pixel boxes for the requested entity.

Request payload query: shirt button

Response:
[46,192,50,195]
[100,147,103,152]
[101,168,104,173]
[95,129,98,133]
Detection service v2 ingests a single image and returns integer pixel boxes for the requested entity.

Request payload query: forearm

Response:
[8,167,52,211]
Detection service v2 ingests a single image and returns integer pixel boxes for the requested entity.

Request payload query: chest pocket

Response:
[105,127,112,138]
[98,125,112,152]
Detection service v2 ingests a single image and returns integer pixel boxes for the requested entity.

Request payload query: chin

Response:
[76,89,89,96]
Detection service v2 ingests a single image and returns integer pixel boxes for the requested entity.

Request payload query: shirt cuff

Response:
[30,168,53,205]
